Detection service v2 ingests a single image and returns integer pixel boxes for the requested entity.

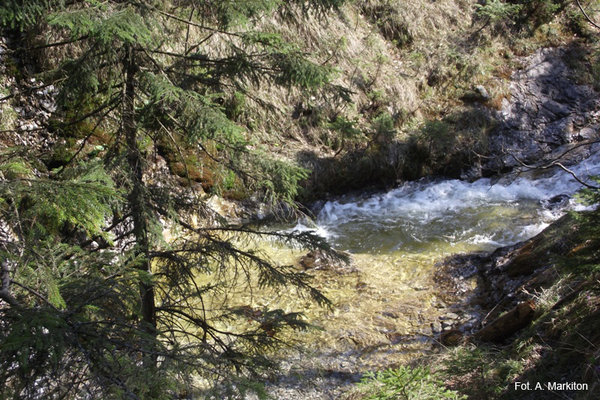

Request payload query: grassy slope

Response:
[3,1,596,201]
[226,0,599,200]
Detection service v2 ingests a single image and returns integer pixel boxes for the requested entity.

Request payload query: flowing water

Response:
[305,153,600,254]
[251,153,600,398]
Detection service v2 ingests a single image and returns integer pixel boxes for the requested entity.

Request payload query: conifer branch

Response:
[28,35,89,50]
[59,100,121,173]
[10,279,57,310]
[58,94,123,130]
[144,4,244,38]
[185,33,214,56]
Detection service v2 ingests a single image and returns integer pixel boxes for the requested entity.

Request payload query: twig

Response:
[509,148,600,190]
[576,0,600,31]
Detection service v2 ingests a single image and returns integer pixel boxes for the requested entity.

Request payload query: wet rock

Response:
[542,194,570,210]
[475,85,490,100]
[577,125,598,140]
[440,312,459,320]
[460,86,490,103]
[206,195,243,223]
[441,321,454,331]
[299,251,320,269]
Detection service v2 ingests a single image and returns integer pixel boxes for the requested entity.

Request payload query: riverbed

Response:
[245,152,600,399]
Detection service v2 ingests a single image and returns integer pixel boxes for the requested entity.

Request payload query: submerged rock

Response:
[298,249,353,272]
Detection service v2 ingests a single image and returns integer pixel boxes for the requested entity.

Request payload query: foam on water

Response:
[307,152,600,253]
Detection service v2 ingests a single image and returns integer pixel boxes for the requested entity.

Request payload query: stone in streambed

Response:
[298,249,353,272]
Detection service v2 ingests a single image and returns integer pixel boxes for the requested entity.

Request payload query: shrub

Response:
[357,366,466,400]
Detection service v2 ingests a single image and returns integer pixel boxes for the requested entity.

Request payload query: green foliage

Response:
[140,72,247,147]
[370,112,396,142]
[325,115,363,150]
[225,91,247,121]
[242,30,335,89]
[0,1,347,398]
[402,109,493,179]
[440,345,524,399]
[358,366,466,400]
[329,116,361,139]
[420,120,452,143]
[523,0,565,27]
[577,177,600,206]
[475,0,522,22]
[0,261,177,399]
[240,31,334,89]
[566,7,595,38]
[0,0,63,31]
[556,210,600,275]
[274,53,334,89]
[250,151,310,203]
[0,156,118,238]
[212,0,281,26]
[0,159,31,179]
[473,0,568,32]
[49,5,155,46]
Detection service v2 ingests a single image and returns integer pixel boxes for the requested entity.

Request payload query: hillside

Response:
[1,1,600,399]
[3,0,597,203]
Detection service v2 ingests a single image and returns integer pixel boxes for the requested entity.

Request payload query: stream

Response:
[252,152,600,399]
[307,153,600,253]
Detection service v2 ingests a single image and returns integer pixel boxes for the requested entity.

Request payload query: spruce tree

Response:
[0,0,347,398]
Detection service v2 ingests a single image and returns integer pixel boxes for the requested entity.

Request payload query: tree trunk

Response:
[123,45,157,344]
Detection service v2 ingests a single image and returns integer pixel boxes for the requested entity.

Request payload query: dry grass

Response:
[0,76,18,136]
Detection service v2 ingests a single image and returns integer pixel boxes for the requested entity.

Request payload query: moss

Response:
[225,91,247,122]
[3,57,22,81]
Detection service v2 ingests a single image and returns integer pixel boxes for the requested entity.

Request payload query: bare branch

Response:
[508,144,600,190]
[576,0,600,31]
[554,162,600,189]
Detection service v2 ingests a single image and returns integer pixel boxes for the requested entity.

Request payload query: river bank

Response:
[240,149,600,399]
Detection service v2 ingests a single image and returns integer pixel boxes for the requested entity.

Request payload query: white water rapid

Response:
[305,152,600,254]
